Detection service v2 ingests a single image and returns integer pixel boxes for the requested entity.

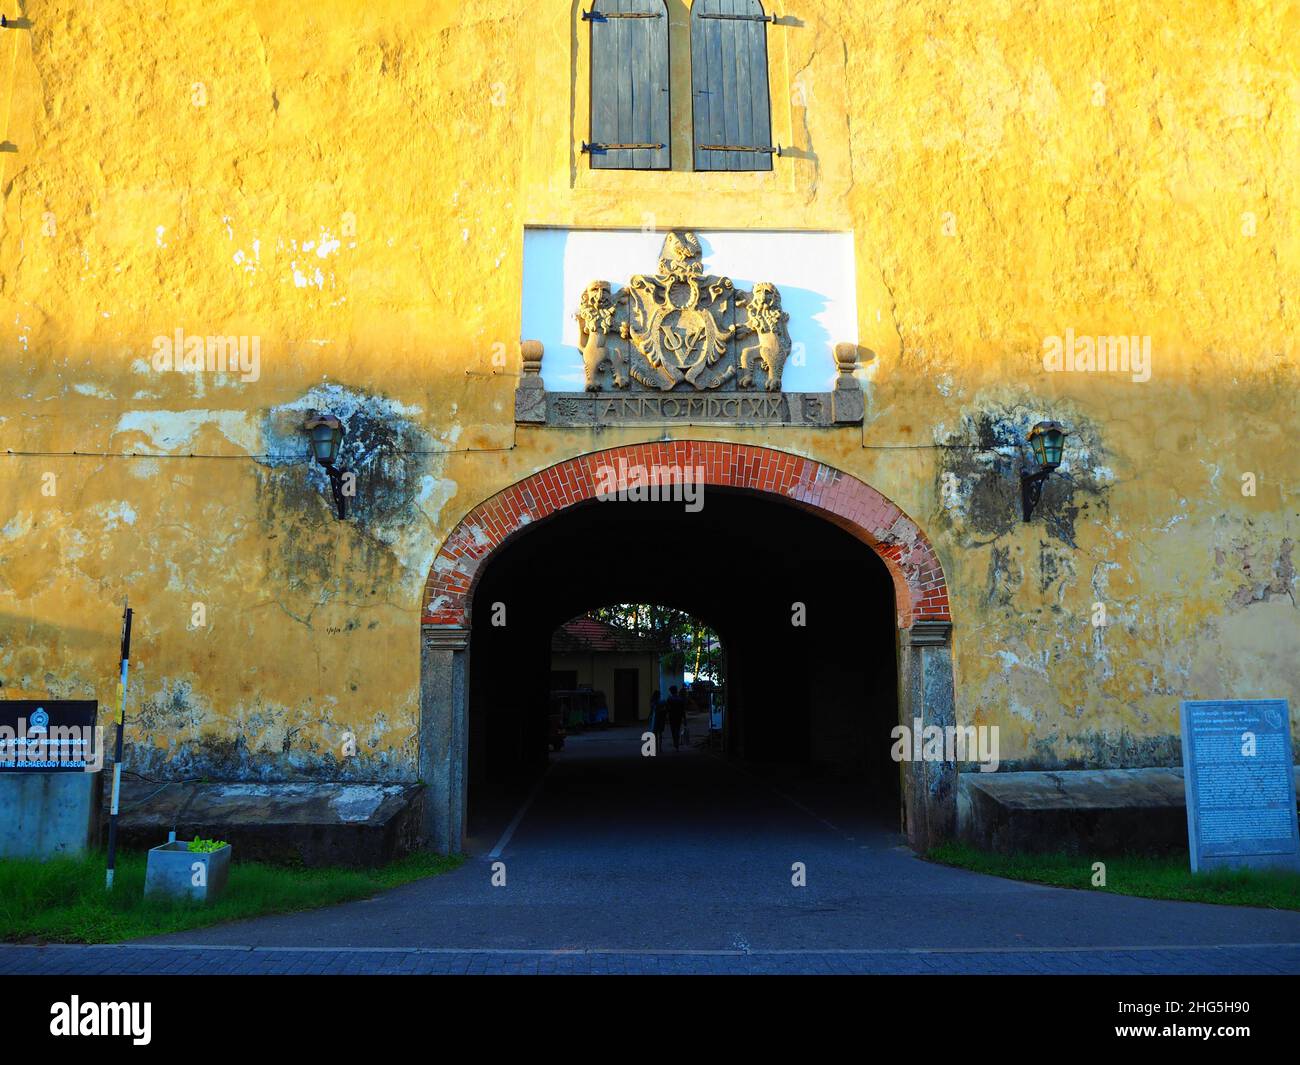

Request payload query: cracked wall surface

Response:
[0,1,1295,779]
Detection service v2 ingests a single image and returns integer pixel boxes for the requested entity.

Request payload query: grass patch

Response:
[0,849,462,945]
[926,842,1300,911]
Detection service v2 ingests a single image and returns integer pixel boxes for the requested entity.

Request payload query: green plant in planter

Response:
[187,838,229,853]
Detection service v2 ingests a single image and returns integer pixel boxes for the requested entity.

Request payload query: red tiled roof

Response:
[552,616,669,654]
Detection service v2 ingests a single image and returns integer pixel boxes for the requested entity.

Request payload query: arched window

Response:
[690,0,774,171]
[586,0,671,170]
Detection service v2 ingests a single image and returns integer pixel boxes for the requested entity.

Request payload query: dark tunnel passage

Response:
[466,487,901,837]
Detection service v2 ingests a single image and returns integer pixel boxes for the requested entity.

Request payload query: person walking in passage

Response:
[648,689,662,748]
[666,685,687,751]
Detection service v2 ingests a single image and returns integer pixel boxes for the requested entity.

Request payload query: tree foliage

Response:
[587,604,724,683]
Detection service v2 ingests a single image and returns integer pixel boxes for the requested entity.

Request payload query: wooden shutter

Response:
[691,0,774,172]
[588,0,671,170]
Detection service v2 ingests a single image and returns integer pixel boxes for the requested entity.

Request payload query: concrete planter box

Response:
[144,840,231,903]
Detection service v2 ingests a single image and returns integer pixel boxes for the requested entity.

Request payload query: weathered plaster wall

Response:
[0,1,1295,779]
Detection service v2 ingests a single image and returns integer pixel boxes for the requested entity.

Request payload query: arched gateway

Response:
[419,441,957,854]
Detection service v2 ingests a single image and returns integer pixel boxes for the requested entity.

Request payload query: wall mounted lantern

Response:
[304,414,350,520]
[1020,420,1069,522]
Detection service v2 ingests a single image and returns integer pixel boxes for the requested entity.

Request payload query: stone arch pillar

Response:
[899,619,957,850]
[418,626,470,856]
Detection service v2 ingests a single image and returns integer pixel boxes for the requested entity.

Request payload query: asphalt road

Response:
[5,723,1298,974]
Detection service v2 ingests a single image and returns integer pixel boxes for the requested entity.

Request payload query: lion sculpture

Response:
[737,283,791,392]
[575,280,628,391]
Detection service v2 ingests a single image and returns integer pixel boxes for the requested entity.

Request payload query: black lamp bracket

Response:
[323,464,349,520]
[1020,466,1050,522]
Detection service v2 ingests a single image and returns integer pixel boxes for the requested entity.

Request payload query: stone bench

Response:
[959,766,1300,855]
[99,780,425,867]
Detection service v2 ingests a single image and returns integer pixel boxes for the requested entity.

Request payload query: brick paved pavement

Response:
[3,943,1298,975]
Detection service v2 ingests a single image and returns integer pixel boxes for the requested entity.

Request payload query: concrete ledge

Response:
[958,767,1300,855]
[100,781,425,867]
[0,773,101,859]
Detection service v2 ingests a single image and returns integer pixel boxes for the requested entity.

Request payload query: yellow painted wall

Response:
[0,1,1295,779]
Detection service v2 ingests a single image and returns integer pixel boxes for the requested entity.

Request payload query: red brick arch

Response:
[423,441,950,630]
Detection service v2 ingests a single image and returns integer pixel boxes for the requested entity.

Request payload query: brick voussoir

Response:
[426,442,949,629]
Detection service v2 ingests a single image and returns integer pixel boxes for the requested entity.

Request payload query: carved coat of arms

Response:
[575,231,792,393]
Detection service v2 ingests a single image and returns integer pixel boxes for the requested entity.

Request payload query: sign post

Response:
[105,603,133,891]
[0,700,101,860]
[1180,699,1299,873]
